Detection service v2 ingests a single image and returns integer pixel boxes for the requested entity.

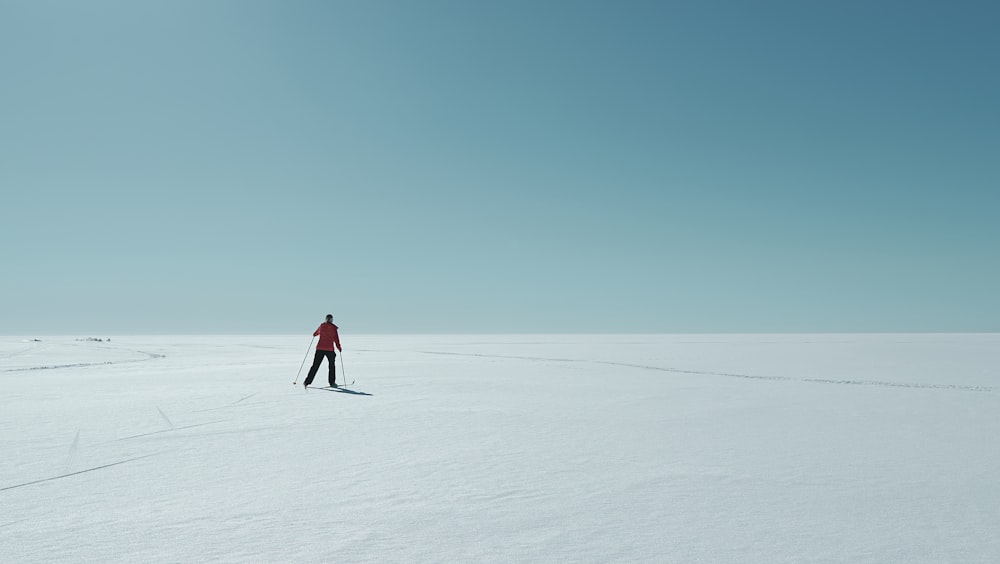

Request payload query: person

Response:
[303,314,342,388]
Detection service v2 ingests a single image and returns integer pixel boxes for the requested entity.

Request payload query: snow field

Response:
[2,334,999,562]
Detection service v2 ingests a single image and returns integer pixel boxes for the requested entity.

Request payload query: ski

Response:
[306,381,354,390]
[306,383,356,391]
[305,385,371,396]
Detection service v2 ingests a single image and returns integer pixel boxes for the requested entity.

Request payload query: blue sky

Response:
[1,0,998,334]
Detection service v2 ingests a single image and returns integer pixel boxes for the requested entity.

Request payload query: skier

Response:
[303,314,343,389]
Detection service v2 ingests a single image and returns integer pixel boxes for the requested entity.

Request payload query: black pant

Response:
[304,350,337,386]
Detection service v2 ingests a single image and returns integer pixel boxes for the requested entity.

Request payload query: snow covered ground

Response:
[2,334,999,563]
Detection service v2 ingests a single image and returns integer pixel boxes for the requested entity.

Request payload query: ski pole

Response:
[340,351,353,387]
[293,336,316,385]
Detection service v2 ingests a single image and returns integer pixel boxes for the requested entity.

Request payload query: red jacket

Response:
[314,323,342,352]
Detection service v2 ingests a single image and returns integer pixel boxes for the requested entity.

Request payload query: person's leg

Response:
[303,350,324,387]
[327,351,338,387]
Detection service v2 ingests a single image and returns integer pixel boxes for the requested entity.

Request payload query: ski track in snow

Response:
[0,344,165,373]
[0,342,44,360]
[415,350,1000,393]
[0,454,159,493]
[189,393,266,413]
[232,392,257,405]
[64,431,81,474]
[115,420,227,441]
[190,401,270,413]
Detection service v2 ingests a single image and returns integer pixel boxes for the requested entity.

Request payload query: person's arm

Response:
[313,325,321,337]
[334,329,342,352]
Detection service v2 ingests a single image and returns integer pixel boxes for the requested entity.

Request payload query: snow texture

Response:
[2,334,999,562]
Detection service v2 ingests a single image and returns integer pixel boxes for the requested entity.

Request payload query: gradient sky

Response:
[2,0,998,334]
